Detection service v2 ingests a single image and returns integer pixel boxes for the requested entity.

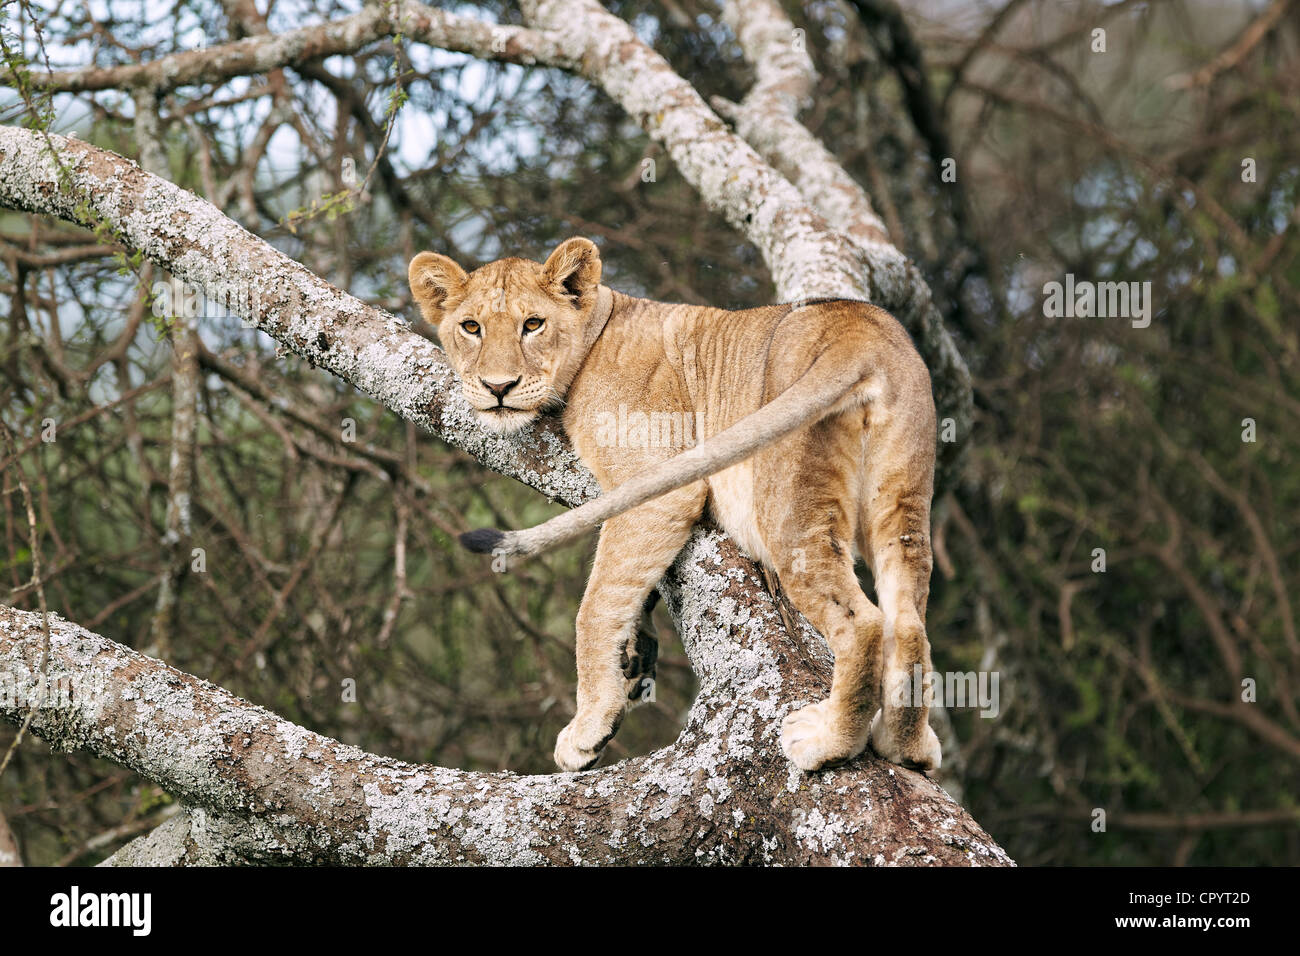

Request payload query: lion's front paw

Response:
[868,709,942,772]
[779,700,870,772]
[554,708,624,772]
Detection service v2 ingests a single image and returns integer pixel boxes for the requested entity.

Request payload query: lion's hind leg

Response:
[776,564,883,772]
[758,424,883,772]
[861,473,942,772]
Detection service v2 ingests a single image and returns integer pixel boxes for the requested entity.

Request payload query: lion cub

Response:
[409,238,941,774]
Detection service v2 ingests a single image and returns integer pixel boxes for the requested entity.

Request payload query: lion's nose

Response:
[481,377,520,400]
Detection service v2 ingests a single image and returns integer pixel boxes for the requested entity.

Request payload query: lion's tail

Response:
[459,334,878,560]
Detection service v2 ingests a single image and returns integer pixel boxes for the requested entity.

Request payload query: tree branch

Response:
[32,2,572,93]
[1,544,1010,865]
[0,125,599,510]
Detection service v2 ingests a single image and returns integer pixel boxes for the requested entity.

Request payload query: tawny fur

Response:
[409,238,942,774]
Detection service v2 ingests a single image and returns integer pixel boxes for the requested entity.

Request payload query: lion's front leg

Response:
[554,484,706,772]
[621,604,659,707]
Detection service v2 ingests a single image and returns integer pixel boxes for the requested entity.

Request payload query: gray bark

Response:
[2,561,1008,865]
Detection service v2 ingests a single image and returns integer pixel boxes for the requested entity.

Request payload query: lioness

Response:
[408,238,941,774]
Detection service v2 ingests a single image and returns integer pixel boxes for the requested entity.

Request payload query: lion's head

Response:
[408,237,606,434]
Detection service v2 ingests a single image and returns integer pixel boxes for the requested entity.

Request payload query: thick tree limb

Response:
[0,126,599,509]
[517,0,873,301]
[714,0,892,248]
[1,546,1010,865]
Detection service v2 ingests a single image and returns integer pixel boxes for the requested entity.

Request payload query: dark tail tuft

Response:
[459,527,507,554]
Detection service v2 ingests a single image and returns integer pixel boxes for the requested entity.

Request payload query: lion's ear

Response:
[408,252,469,324]
[542,237,602,309]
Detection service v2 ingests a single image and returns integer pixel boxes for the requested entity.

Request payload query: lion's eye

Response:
[523,316,544,334]
[460,320,481,335]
